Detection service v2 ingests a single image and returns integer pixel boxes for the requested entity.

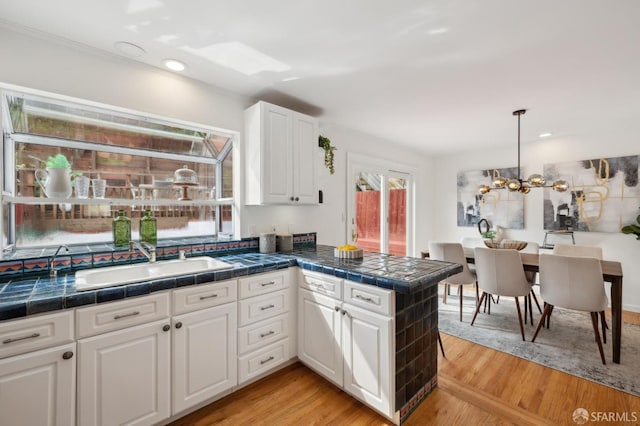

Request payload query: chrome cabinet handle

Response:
[114,311,140,320]
[355,295,375,303]
[3,333,40,344]
[260,356,275,365]
[260,304,275,311]
[199,294,218,300]
[260,281,276,287]
[260,330,275,338]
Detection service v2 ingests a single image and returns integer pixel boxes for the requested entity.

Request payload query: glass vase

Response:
[140,209,157,245]
[112,210,131,247]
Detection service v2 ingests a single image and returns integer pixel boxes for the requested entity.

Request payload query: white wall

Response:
[243,125,434,255]
[431,129,640,312]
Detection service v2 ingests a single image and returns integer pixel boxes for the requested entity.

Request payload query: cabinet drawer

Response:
[238,290,289,327]
[173,279,237,315]
[0,311,74,359]
[238,313,289,355]
[343,281,394,316]
[299,270,342,300]
[238,338,290,385]
[77,293,170,338]
[238,271,288,300]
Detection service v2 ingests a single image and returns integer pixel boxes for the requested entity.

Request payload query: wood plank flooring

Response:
[170,315,640,426]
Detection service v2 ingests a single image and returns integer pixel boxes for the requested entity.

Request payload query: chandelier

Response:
[478,109,569,195]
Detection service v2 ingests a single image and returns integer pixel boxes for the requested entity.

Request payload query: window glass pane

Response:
[7,94,230,159]
[222,150,233,198]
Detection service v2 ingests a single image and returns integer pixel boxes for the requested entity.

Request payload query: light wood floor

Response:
[170,313,640,426]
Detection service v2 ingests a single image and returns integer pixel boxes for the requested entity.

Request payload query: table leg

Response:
[611,278,622,364]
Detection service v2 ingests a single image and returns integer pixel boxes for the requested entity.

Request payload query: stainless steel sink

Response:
[74,256,233,291]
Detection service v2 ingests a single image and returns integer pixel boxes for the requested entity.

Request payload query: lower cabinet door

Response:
[342,303,393,418]
[0,342,76,426]
[297,288,343,386]
[172,302,237,415]
[78,320,171,426]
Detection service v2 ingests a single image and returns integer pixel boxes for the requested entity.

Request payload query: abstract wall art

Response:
[457,167,524,229]
[543,155,640,232]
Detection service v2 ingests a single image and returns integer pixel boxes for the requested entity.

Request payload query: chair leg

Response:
[524,295,529,325]
[475,283,479,303]
[458,285,463,322]
[514,297,525,341]
[528,293,534,325]
[600,311,607,344]
[532,303,552,342]
[443,284,448,304]
[590,312,606,365]
[471,292,487,326]
[530,290,543,314]
[438,331,445,357]
[546,305,554,329]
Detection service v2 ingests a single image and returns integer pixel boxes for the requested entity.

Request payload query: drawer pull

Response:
[62,351,74,360]
[260,355,275,365]
[355,295,375,303]
[199,294,218,300]
[260,281,276,287]
[114,311,140,320]
[260,330,275,338]
[3,333,40,344]
[260,304,275,311]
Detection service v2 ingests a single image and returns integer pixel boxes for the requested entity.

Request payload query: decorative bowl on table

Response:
[483,240,528,251]
[334,245,364,259]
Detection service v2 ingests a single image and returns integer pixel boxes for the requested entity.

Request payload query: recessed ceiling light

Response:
[539,132,553,138]
[164,59,186,72]
[114,41,146,58]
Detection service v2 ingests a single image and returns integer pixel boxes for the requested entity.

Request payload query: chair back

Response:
[428,242,475,285]
[460,237,486,248]
[539,254,608,312]
[474,247,531,297]
[553,244,602,259]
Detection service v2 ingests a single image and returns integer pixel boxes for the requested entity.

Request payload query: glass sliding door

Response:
[347,153,413,256]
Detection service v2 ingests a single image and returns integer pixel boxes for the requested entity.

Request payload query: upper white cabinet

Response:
[244,101,318,205]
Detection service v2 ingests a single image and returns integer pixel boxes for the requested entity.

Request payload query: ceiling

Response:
[1,0,639,155]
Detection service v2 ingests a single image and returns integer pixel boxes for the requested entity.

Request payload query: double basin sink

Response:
[74,256,233,291]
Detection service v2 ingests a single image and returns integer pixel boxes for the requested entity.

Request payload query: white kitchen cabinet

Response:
[0,342,76,426]
[342,302,393,417]
[172,302,237,415]
[297,271,395,421]
[77,319,171,426]
[297,288,343,387]
[237,270,294,385]
[244,101,318,205]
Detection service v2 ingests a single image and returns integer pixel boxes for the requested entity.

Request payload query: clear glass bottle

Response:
[112,210,131,247]
[140,209,157,245]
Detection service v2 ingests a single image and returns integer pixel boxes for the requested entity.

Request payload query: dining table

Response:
[421,247,625,364]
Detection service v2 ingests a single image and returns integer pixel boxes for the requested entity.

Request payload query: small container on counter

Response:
[259,232,276,253]
[276,234,293,252]
[112,210,131,247]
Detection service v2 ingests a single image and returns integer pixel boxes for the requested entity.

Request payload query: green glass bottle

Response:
[112,210,131,247]
[140,209,157,245]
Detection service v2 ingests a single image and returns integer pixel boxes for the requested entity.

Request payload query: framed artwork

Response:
[543,155,640,232]
[457,167,524,229]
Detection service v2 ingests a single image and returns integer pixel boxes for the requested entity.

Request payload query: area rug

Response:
[438,290,640,397]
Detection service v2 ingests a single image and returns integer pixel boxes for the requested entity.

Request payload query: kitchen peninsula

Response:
[0,241,461,425]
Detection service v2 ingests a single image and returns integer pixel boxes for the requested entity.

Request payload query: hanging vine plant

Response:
[318,135,337,175]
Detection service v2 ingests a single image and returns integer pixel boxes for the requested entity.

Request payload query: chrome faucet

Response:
[129,241,156,263]
[49,244,70,277]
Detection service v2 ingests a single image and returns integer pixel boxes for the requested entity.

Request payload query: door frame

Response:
[346,152,416,256]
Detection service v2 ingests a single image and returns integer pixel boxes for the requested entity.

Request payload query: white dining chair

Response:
[553,244,603,259]
[429,242,478,321]
[532,253,609,364]
[471,247,533,340]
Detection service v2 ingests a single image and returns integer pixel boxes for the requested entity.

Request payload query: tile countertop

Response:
[0,245,461,321]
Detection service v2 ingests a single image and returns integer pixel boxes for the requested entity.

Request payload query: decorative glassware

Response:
[112,210,131,247]
[140,209,157,245]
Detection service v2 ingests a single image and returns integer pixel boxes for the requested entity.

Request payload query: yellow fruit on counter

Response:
[337,244,358,251]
